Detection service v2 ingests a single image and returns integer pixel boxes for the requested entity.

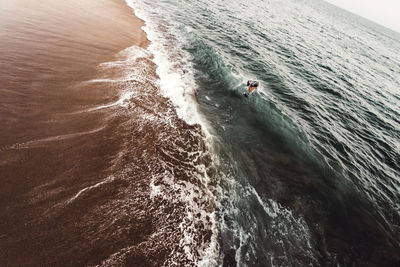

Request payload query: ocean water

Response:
[1,0,399,265]
[128,0,400,265]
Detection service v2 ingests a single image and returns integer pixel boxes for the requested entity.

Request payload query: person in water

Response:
[244,80,259,97]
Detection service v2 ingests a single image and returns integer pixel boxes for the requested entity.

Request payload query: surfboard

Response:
[243,89,257,98]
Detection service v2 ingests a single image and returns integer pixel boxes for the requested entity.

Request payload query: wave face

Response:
[129,0,400,265]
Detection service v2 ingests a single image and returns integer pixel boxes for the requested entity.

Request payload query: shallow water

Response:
[0,0,218,265]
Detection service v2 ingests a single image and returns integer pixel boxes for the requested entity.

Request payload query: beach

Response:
[0,0,218,265]
[2,0,399,265]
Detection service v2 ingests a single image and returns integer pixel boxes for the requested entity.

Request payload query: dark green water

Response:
[130,0,399,265]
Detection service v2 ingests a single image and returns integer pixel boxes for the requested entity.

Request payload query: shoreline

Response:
[0,0,219,265]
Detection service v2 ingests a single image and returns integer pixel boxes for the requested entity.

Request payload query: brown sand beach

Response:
[0,0,217,265]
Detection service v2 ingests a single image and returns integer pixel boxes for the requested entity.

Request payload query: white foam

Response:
[223,183,317,265]
[84,44,155,112]
[125,0,210,133]
[66,176,115,205]
[86,78,142,83]
[149,180,161,199]
[6,126,106,150]
[87,91,135,111]
[250,186,279,218]
[101,45,149,65]
[123,1,221,264]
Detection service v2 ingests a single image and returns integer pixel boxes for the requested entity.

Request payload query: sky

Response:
[324,0,400,33]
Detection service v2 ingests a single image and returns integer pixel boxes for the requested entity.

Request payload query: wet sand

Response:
[0,0,217,265]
